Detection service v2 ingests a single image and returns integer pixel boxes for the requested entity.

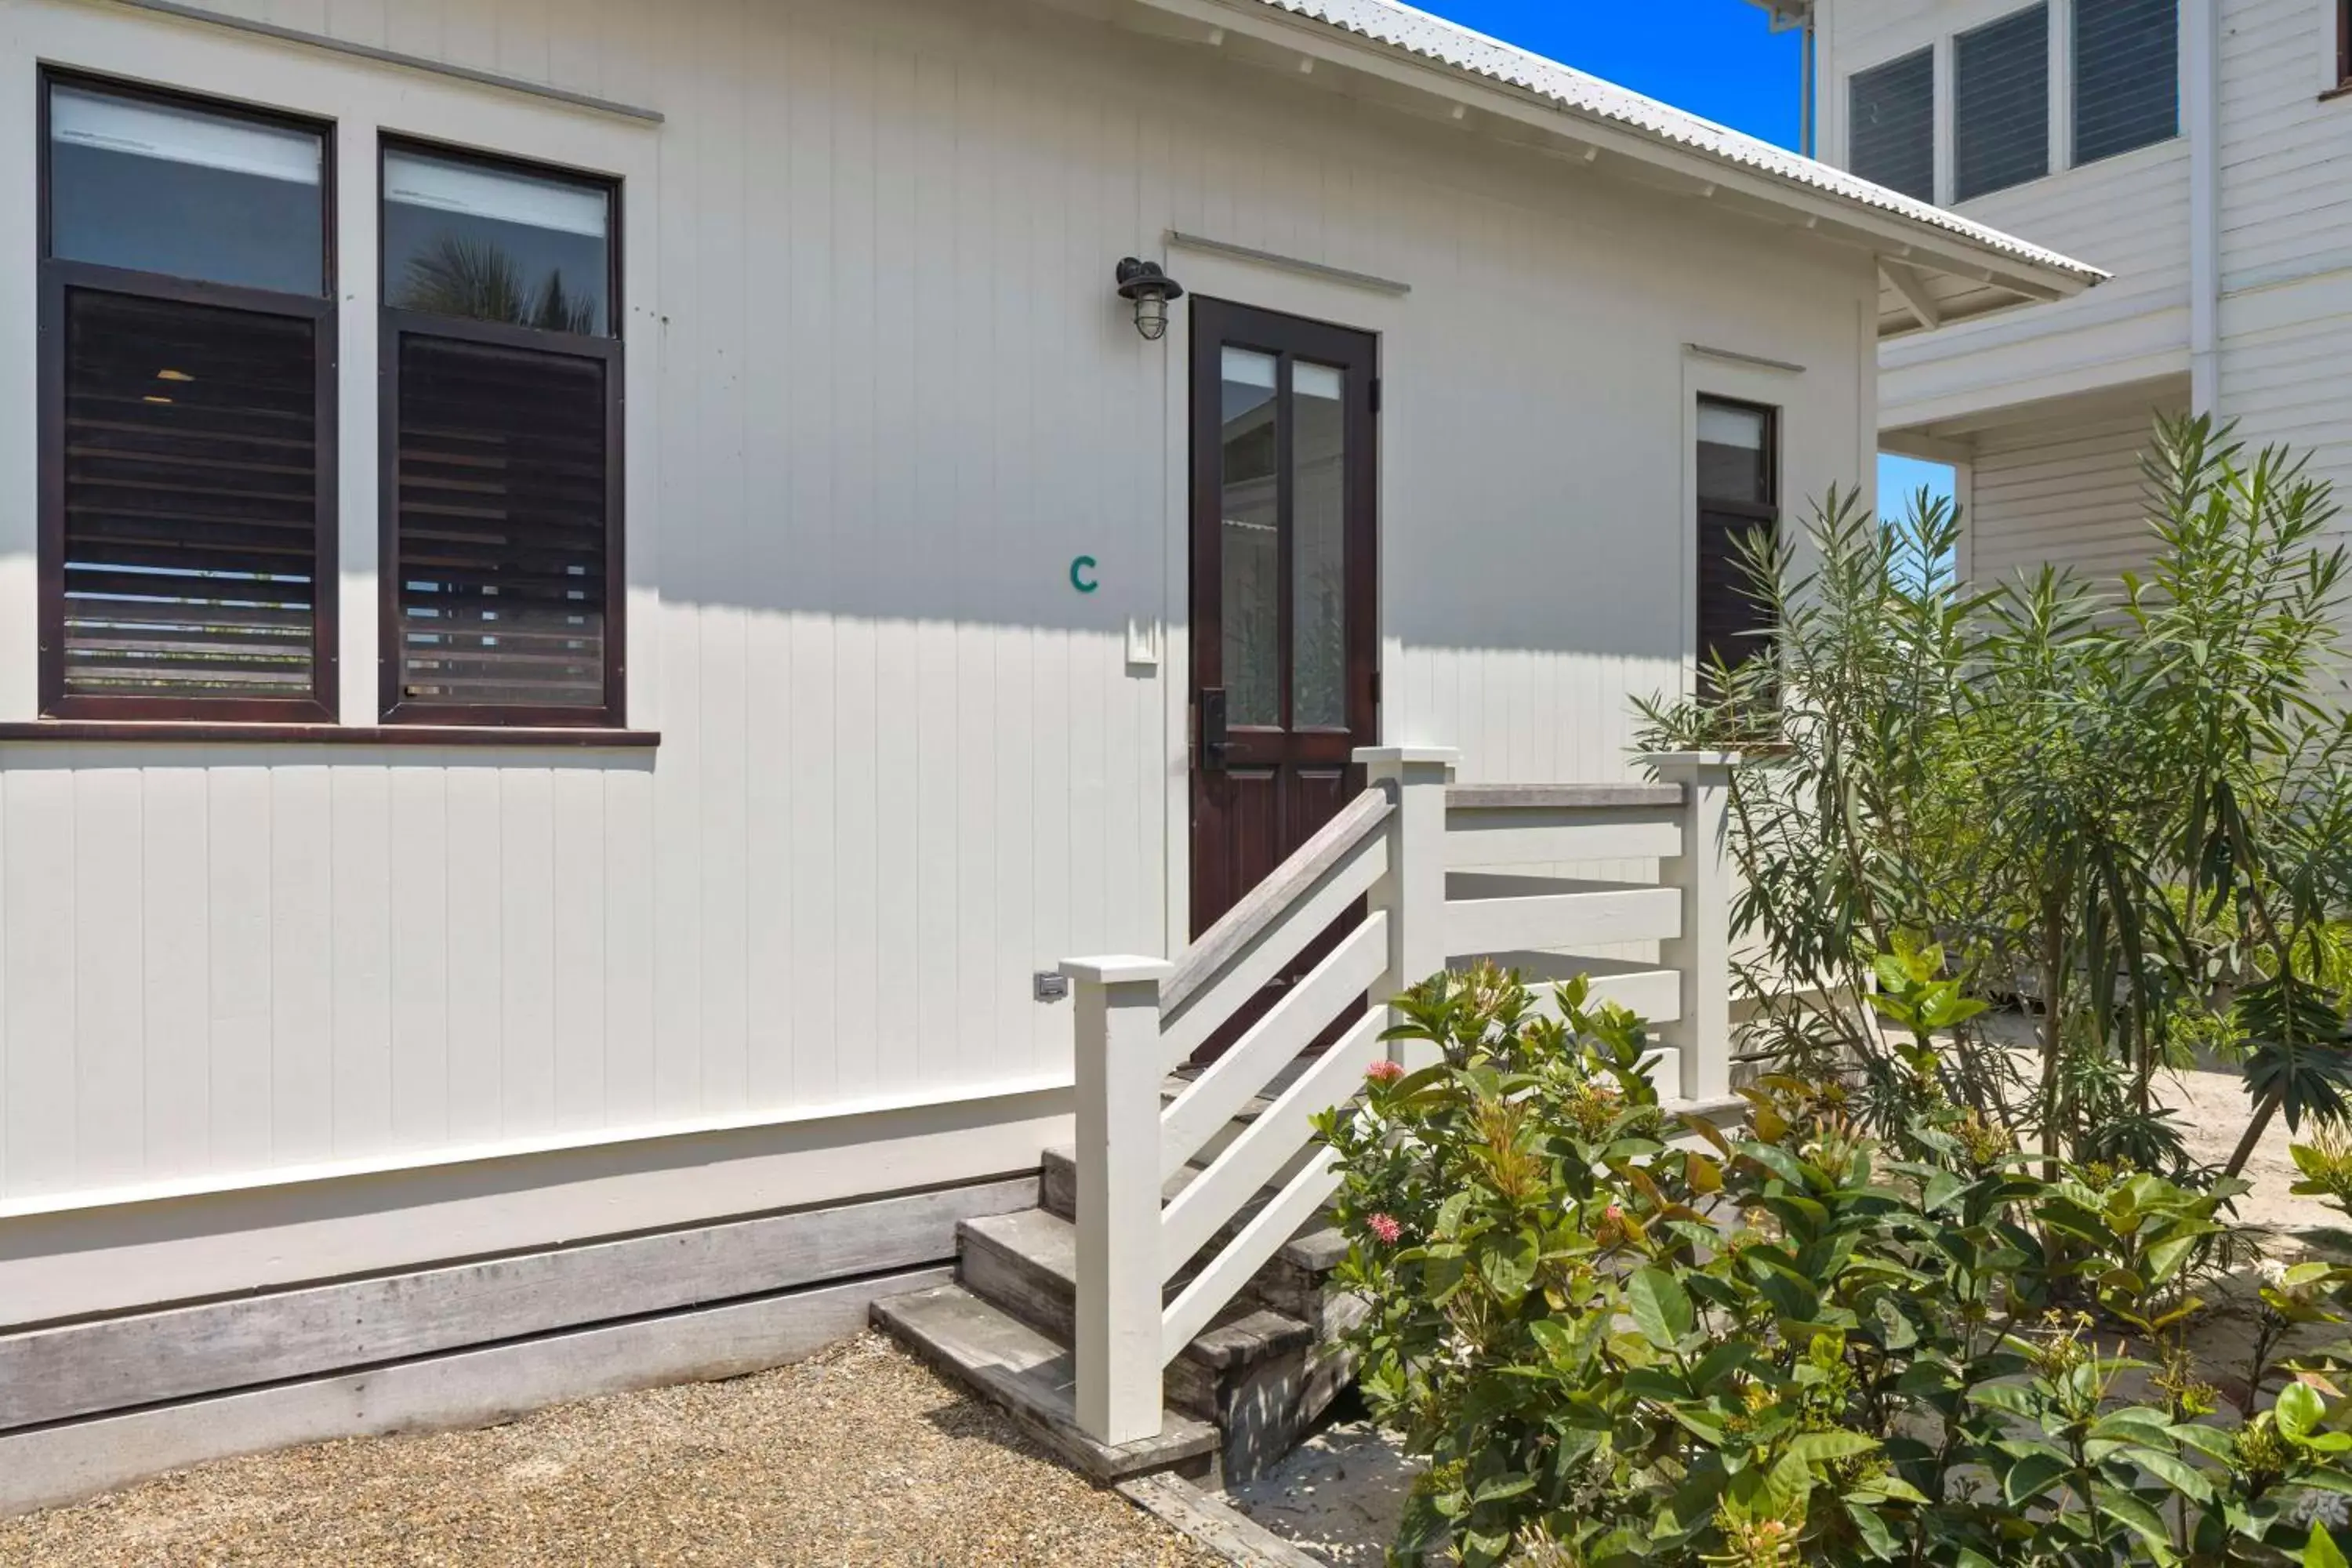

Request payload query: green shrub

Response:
[1323,964,2352,1567]
[1634,415,2352,1179]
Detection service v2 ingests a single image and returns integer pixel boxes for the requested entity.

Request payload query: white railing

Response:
[1059,747,1736,1446]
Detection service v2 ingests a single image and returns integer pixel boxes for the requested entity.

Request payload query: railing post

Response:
[1060,954,1173,1446]
[1356,747,1458,1073]
[1646,751,1740,1103]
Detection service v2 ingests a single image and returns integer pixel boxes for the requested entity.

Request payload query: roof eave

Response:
[1120,0,2103,325]
[1740,0,1815,31]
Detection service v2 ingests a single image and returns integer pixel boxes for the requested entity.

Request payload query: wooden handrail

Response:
[1160,784,1396,1016]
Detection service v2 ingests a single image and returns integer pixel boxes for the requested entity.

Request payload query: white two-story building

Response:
[1776,0,2350,587]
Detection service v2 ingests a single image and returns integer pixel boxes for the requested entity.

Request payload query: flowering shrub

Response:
[1319,964,2352,1567]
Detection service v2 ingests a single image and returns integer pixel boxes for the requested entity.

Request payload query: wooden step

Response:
[1030,1152,1345,1316]
[958,1208,1088,1345]
[869,1283,1218,1484]
[950,1205,1343,1479]
[958,1210,1314,1367]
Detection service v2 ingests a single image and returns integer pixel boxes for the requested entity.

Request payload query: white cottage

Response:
[0,0,2093,1506]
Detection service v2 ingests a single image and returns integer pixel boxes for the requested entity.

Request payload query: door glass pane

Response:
[48,85,325,296]
[384,148,613,336]
[1291,361,1347,729]
[1220,347,1279,727]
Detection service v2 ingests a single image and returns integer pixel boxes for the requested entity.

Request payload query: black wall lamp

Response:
[1115,257,1185,341]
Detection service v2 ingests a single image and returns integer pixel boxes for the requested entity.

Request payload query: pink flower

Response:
[1367,1212,1404,1245]
[1365,1058,1406,1084]
[1604,1205,1625,1225]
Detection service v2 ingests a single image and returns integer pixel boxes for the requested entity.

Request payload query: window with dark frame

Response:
[1695,397,1779,691]
[379,141,622,727]
[38,75,336,720]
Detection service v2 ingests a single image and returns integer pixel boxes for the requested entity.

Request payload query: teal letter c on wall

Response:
[1069,555,1099,593]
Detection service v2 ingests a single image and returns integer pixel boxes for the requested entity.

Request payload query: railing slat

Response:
[1162,786,1393,1017]
[1446,782,1683,811]
[1159,913,1389,1179]
[1160,1011,1383,1278]
[1443,807,1684,868]
[1444,884,1681,956]
[1159,832,1389,1069]
[1160,1149,1342,1360]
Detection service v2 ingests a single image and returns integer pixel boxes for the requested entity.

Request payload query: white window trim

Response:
[1933,34,1958,204]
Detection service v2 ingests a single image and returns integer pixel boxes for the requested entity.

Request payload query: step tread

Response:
[964,1207,1078,1281]
[961,1208,1319,1364]
[871,1283,1218,1482]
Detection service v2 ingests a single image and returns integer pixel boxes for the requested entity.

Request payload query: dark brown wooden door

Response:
[1189,299,1379,944]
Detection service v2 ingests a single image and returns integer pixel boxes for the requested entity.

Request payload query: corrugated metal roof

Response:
[1247,0,2103,285]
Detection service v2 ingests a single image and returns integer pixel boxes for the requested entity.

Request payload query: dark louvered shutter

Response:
[2074,0,2178,165]
[1698,513,1776,681]
[1849,49,1936,201]
[60,289,324,702]
[391,333,612,714]
[1955,5,2050,201]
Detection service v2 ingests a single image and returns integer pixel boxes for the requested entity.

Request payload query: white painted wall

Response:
[2212,0,2352,509]
[0,0,1875,1243]
[1968,411,2181,585]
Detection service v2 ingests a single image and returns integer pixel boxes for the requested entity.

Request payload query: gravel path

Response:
[0,1334,1218,1567]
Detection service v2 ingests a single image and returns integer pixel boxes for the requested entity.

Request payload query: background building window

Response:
[39,78,336,719]
[1696,398,1779,686]
[1849,48,1936,201]
[380,143,622,726]
[2074,0,2179,165]
[1955,5,2052,201]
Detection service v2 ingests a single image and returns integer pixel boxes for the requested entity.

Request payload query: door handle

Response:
[1200,688,1230,768]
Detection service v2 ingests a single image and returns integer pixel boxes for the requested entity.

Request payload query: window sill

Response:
[2322,80,2352,103]
[0,721,660,748]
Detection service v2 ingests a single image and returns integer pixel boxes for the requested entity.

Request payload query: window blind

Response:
[1955,5,2050,201]
[1849,49,1936,201]
[59,289,321,700]
[2074,0,2177,165]
[392,334,611,710]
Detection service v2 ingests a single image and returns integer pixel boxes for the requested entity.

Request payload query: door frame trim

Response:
[1156,256,1396,953]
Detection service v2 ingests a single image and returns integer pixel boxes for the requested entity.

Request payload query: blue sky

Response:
[1407,0,1804,147]
[1407,0,1958,521]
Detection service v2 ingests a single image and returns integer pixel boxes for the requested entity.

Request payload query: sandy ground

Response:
[0,1334,1217,1568]
[1218,1417,1416,1568]
[1220,1065,2350,1565]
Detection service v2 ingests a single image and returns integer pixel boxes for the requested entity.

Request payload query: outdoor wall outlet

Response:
[1033,971,1072,1003]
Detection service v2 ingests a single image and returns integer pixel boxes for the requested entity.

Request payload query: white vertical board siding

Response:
[1967,412,2177,586]
[0,0,1873,1206]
